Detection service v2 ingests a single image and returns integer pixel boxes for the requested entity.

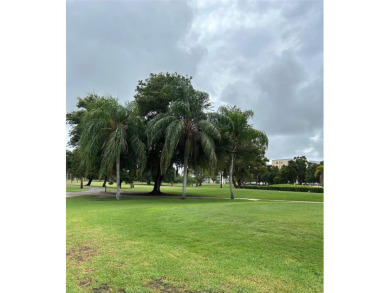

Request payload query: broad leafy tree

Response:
[232,136,268,188]
[295,156,308,185]
[287,156,308,185]
[134,72,193,194]
[258,165,279,185]
[305,162,320,183]
[280,164,297,184]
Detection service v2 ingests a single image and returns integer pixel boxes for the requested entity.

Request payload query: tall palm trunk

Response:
[116,154,120,200]
[182,139,191,200]
[229,153,234,199]
[220,171,223,188]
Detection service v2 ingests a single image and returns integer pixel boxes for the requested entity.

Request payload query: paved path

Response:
[188,196,322,204]
[235,197,322,204]
[66,186,105,197]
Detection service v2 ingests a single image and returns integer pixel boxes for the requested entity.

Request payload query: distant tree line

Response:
[257,156,324,186]
[66,72,269,200]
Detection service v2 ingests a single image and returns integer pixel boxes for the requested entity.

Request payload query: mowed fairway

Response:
[67,193,323,293]
[71,181,324,202]
[66,185,89,192]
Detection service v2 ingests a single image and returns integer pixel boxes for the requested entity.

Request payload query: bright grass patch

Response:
[67,196,323,292]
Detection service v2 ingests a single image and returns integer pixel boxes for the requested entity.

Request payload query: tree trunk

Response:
[86,177,93,186]
[237,178,242,188]
[182,139,191,199]
[233,178,239,188]
[151,165,163,194]
[182,155,189,199]
[80,177,83,189]
[220,171,223,188]
[229,154,234,199]
[116,154,120,200]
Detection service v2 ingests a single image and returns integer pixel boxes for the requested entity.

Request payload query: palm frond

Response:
[129,135,147,174]
[198,120,221,140]
[168,100,191,118]
[161,120,185,173]
[207,112,233,130]
[100,126,128,172]
[146,114,176,146]
[199,132,217,165]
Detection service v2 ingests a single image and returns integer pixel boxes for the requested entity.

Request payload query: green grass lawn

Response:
[67,196,323,292]
[66,180,323,202]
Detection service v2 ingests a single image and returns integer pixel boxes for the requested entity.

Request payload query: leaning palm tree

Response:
[219,106,268,199]
[147,82,220,199]
[79,97,146,200]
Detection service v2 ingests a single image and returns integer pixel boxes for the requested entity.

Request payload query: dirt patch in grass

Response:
[92,283,111,293]
[146,278,194,293]
[66,244,97,263]
[79,277,93,287]
[91,284,127,293]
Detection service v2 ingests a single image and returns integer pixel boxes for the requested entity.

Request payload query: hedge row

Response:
[243,185,324,193]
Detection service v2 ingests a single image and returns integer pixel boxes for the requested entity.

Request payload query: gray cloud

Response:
[179,0,323,160]
[67,0,204,111]
[67,0,323,161]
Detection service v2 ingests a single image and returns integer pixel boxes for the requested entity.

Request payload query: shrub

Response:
[244,185,324,193]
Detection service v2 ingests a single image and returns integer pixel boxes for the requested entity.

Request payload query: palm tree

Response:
[79,97,146,200]
[315,165,324,186]
[218,106,268,199]
[147,83,220,199]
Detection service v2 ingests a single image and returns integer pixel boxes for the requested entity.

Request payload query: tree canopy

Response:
[66,71,323,199]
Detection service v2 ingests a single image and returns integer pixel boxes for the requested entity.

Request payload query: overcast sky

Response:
[67,0,323,161]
